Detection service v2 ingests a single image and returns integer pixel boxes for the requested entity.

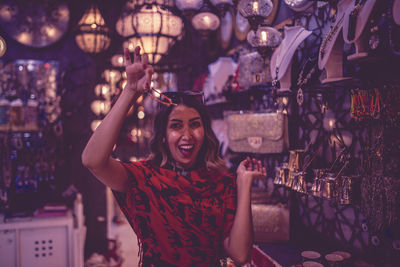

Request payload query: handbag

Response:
[226,112,289,154]
[238,51,272,90]
[252,203,290,243]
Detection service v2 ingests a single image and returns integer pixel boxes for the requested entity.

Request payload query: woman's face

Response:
[166,104,205,169]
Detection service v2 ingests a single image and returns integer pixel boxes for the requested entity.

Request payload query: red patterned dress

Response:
[112,160,237,267]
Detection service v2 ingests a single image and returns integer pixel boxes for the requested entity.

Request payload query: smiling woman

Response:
[81,46,267,267]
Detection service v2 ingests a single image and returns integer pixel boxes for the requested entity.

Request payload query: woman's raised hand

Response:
[236,157,267,190]
[124,46,154,95]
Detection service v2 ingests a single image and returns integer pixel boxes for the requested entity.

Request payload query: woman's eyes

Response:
[168,121,201,129]
[190,121,201,128]
[169,123,182,129]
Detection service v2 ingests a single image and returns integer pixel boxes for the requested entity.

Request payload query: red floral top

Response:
[113,160,237,267]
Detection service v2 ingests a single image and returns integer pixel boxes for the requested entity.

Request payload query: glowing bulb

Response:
[203,16,210,26]
[91,23,97,29]
[44,25,56,37]
[261,31,268,41]
[138,111,145,119]
[253,2,259,12]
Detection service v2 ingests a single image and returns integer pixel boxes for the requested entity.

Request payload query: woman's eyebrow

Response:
[169,119,182,122]
[169,117,201,122]
[189,117,201,122]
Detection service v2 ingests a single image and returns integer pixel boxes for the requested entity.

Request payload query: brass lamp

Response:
[237,0,273,31]
[75,4,111,54]
[116,3,184,65]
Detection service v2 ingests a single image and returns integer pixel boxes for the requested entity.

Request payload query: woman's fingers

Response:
[134,46,141,63]
[124,48,132,65]
[142,53,149,66]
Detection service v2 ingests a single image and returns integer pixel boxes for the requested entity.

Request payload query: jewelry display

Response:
[270,26,312,91]
[319,15,345,61]
[318,0,353,83]
[351,85,400,125]
[346,0,369,41]
[343,0,377,60]
[350,88,381,121]
[296,57,319,106]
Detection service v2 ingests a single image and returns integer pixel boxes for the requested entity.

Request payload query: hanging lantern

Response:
[116,3,184,65]
[283,0,313,12]
[247,25,281,59]
[238,0,273,31]
[191,2,220,40]
[75,4,111,54]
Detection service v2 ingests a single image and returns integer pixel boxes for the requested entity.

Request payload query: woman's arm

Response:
[224,157,266,265]
[81,47,153,192]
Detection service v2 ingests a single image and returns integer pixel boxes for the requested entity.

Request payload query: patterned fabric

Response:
[113,160,237,267]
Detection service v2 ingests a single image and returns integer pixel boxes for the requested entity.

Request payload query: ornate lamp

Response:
[116,3,184,65]
[75,4,111,54]
[238,0,273,31]
[191,2,220,39]
[283,0,313,12]
[247,25,281,59]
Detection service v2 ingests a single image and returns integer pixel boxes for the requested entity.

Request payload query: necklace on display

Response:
[348,0,369,41]
[296,57,318,106]
[320,14,345,60]
[273,28,305,85]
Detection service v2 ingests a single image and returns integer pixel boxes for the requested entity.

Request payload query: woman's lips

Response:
[178,144,194,158]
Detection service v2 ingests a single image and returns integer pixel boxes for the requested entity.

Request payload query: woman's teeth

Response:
[179,144,194,152]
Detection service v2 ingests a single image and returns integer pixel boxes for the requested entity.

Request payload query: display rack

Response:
[0,211,86,267]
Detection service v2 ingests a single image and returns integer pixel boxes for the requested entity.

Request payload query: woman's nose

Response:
[182,125,192,138]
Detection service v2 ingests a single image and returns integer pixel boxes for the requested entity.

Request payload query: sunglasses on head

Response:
[148,89,205,108]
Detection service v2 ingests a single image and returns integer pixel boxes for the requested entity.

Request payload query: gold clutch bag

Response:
[227,112,289,154]
[238,51,272,89]
[252,203,290,243]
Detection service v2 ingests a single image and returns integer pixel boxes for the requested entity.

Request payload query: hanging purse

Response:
[252,203,290,243]
[226,112,289,154]
[237,51,272,90]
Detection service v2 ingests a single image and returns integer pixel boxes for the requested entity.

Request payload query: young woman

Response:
[82,46,267,266]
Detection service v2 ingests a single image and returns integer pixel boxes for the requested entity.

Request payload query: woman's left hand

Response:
[236,157,267,190]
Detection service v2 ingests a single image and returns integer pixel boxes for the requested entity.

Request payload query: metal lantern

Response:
[283,0,313,12]
[238,0,273,31]
[247,25,281,58]
[75,4,111,54]
[116,3,184,65]
[191,2,220,39]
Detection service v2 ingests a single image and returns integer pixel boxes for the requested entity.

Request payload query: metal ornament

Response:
[369,30,380,50]
[0,1,70,48]
[297,88,304,106]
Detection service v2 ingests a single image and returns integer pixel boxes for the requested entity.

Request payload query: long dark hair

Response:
[147,96,227,172]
